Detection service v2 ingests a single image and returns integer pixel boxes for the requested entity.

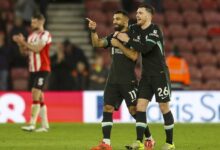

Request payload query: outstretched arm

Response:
[86,18,108,48]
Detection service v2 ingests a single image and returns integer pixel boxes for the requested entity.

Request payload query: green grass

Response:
[0,123,219,150]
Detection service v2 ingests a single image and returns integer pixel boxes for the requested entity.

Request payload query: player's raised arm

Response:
[111,38,138,61]
[86,18,108,48]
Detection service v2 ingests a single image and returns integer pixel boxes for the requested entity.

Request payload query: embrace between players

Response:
[88,4,175,150]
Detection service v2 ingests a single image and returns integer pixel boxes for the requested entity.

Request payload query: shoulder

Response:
[41,30,51,37]
[149,24,162,38]
[151,24,162,33]
[129,24,139,31]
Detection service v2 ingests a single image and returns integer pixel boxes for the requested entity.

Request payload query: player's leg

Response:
[91,84,120,150]
[159,102,175,150]
[35,92,49,132]
[21,87,41,131]
[152,75,175,150]
[127,77,155,150]
[102,104,114,145]
[121,83,154,144]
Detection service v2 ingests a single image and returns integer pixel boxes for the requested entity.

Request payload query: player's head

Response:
[113,10,129,31]
[31,13,45,30]
[136,4,155,26]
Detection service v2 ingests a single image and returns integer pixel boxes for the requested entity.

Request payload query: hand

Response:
[111,38,121,48]
[13,33,25,44]
[86,18,96,31]
[12,35,19,43]
[116,32,130,43]
[17,33,25,41]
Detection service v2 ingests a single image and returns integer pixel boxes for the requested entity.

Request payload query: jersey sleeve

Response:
[146,25,161,46]
[103,34,113,48]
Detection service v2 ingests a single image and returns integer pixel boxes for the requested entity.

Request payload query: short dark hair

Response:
[138,4,155,15]
[114,10,129,17]
[32,13,45,20]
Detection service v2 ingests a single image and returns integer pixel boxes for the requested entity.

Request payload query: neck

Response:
[141,21,151,30]
[37,26,44,32]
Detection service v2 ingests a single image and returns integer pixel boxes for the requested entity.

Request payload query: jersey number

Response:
[38,78,44,86]
[129,90,137,100]
[157,87,169,97]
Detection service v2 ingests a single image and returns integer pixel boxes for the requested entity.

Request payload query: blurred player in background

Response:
[116,4,175,150]
[13,13,51,132]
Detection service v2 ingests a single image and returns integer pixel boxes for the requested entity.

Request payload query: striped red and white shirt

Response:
[27,30,52,72]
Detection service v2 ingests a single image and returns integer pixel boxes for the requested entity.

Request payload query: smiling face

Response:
[136,7,152,26]
[113,13,128,31]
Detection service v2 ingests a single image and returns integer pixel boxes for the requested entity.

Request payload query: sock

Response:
[40,102,49,129]
[30,101,41,126]
[144,125,152,140]
[102,112,113,145]
[136,111,146,142]
[163,111,174,144]
[132,114,152,140]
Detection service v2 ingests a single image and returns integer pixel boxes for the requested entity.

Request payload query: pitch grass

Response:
[0,123,219,150]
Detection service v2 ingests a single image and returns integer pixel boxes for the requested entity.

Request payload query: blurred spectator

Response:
[121,0,135,13]
[49,39,89,90]
[72,61,89,90]
[35,0,49,26]
[166,46,191,90]
[9,16,28,68]
[15,0,37,25]
[0,32,10,90]
[0,12,7,34]
[89,54,109,90]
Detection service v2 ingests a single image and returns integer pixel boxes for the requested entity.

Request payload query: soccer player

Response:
[87,11,153,150]
[13,13,51,132]
[116,4,175,150]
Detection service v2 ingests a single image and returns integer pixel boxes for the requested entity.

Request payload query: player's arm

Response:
[20,41,45,53]
[86,18,108,48]
[111,38,138,61]
[116,32,156,54]
[15,33,46,53]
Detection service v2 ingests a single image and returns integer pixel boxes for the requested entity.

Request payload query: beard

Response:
[114,24,124,31]
[31,26,39,31]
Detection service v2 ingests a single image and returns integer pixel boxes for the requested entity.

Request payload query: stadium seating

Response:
[180,0,199,11]
[11,68,29,90]
[165,11,184,25]
[187,24,207,38]
[168,25,188,38]
[183,11,204,25]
